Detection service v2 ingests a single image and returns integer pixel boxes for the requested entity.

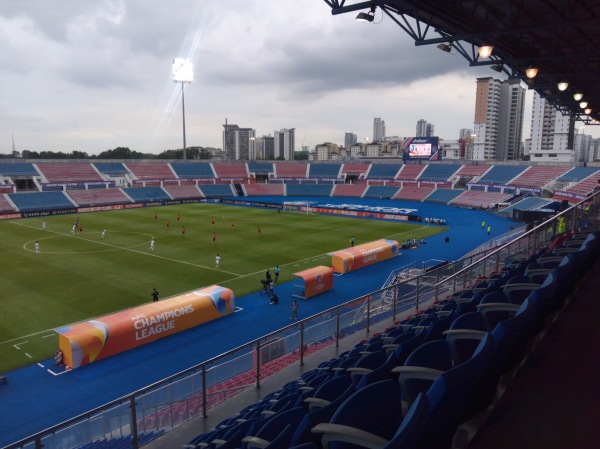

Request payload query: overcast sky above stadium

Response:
[2,1,598,156]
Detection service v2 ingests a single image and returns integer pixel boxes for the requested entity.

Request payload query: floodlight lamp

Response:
[172,58,193,83]
[525,66,538,79]
[557,82,569,91]
[573,92,583,101]
[478,45,493,59]
[490,64,503,73]
[580,101,588,108]
[356,10,375,22]
[584,108,592,114]
[437,43,452,53]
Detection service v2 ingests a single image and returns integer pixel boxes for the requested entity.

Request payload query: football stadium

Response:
[3,0,600,448]
[1,158,600,449]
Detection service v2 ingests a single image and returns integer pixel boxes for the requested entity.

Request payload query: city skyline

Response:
[2,1,599,157]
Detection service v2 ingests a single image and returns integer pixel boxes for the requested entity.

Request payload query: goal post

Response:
[282,201,315,214]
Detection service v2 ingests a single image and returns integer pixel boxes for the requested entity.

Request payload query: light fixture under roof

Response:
[580,101,588,108]
[490,64,503,73]
[574,92,584,101]
[437,43,452,53]
[525,66,538,79]
[356,9,375,22]
[584,108,592,114]
[478,45,493,59]
[557,82,569,91]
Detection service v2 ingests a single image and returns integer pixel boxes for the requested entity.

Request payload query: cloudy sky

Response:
[2,0,598,156]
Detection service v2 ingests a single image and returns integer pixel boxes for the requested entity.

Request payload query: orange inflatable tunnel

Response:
[329,239,400,274]
[55,285,235,369]
[293,266,334,300]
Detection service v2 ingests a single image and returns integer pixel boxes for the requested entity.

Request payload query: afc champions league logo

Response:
[68,320,110,367]
[315,273,324,292]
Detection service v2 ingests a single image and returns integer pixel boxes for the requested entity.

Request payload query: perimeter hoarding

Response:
[56,285,235,369]
[293,266,334,299]
[329,239,400,274]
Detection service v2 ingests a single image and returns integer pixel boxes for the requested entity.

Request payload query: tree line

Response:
[1,146,215,160]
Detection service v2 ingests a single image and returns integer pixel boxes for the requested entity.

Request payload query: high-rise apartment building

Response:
[425,123,435,137]
[373,118,385,142]
[274,128,295,160]
[344,132,357,148]
[529,92,574,162]
[260,135,275,159]
[459,128,473,140]
[416,119,428,137]
[222,123,255,160]
[473,77,525,160]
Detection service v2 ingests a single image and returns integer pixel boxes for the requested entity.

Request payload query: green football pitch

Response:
[0,203,445,372]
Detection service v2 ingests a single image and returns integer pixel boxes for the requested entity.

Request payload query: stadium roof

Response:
[324,0,600,126]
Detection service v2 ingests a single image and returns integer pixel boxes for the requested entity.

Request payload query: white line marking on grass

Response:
[42,334,54,339]
[13,221,241,275]
[25,353,32,358]
[13,341,28,349]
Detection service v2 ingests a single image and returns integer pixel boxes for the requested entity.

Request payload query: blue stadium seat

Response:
[311,379,405,449]
[312,392,430,449]
[242,407,305,449]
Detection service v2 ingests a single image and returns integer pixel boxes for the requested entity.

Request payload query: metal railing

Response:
[6,193,599,449]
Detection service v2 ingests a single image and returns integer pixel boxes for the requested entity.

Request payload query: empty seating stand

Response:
[197,184,236,197]
[476,165,527,185]
[508,166,569,188]
[36,163,103,183]
[243,183,285,196]
[247,162,274,176]
[0,163,39,177]
[212,163,248,179]
[67,189,131,207]
[450,190,513,209]
[393,185,435,201]
[0,195,16,213]
[275,163,308,179]
[122,186,170,202]
[396,164,426,181]
[125,162,175,180]
[363,185,401,199]
[366,164,402,180]
[286,184,333,196]
[9,191,73,211]
[425,188,464,204]
[341,163,370,179]
[170,162,215,179]
[93,162,129,176]
[418,164,462,182]
[308,163,342,179]
[332,184,367,197]
[162,185,202,199]
[563,170,600,197]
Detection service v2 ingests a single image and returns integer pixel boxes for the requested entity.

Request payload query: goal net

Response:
[282,201,316,214]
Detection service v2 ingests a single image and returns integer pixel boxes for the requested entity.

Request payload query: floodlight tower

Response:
[172,58,193,160]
